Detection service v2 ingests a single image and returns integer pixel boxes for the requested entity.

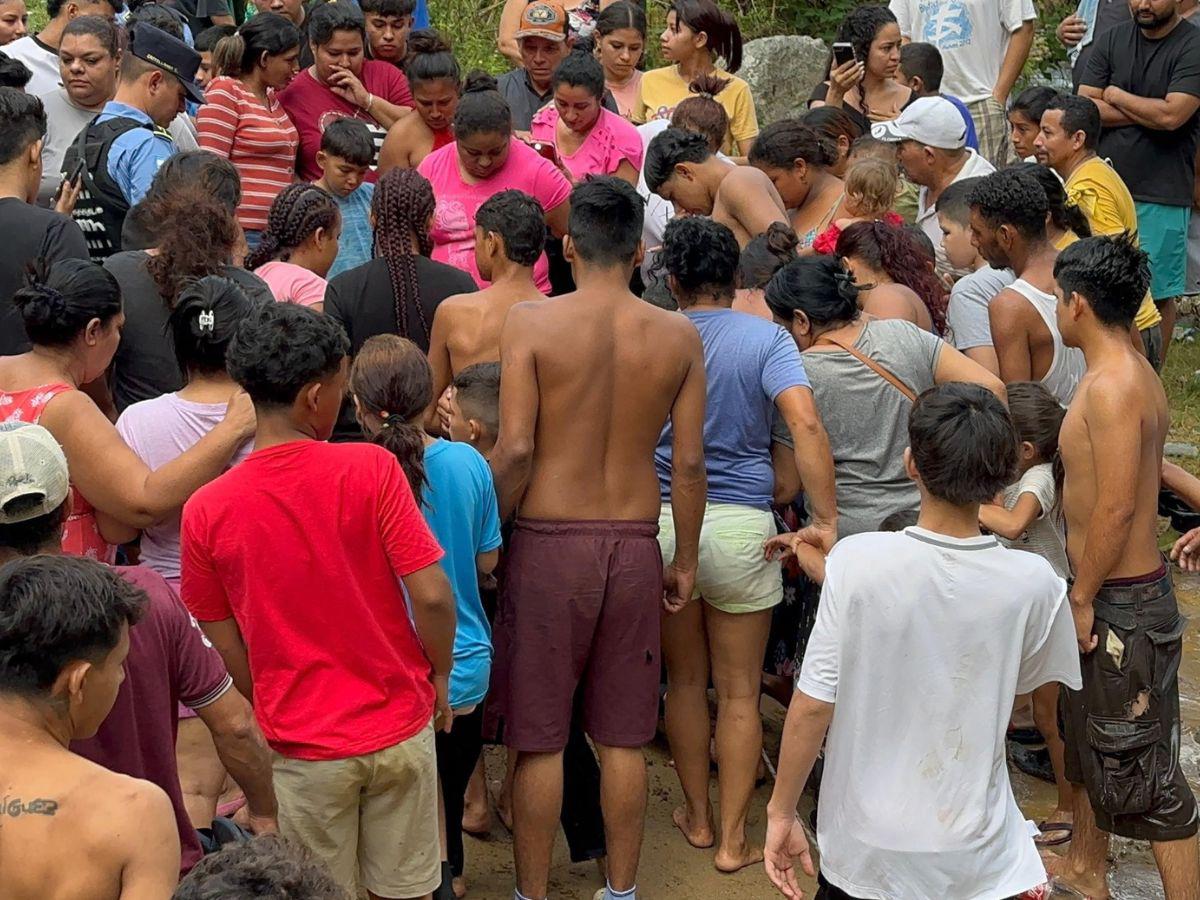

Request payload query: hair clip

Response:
[198,310,216,334]
[379,416,394,430]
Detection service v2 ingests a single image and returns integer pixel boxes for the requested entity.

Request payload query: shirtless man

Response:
[0,555,179,900]
[428,190,545,432]
[1049,234,1200,899]
[968,169,1085,405]
[488,176,707,900]
[644,127,788,247]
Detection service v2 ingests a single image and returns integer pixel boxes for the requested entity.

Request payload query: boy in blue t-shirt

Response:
[314,118,376,279]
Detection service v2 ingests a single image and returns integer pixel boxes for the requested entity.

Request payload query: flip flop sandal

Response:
[1034,821,1074,847]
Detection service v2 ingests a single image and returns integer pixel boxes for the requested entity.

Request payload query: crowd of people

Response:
[0,0,1198,898]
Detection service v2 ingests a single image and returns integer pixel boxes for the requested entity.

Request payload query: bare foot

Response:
[488,780,513,833]
[461,795,489,837]
[714,843,765,874]
[671,804,715,849]
[1041,850,1110,899]
[452,876,467,899]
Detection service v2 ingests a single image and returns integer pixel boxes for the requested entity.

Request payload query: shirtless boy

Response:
[644,127,788,247]
[429,190,545,431]
[488,176,707,900]
[1050,234,1200,899]
[0,555,180,900]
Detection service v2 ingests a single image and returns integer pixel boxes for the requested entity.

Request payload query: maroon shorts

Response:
[485,518,663,753]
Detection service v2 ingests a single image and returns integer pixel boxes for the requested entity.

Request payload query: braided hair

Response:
[371,168,436,342]
[246,182,341,269]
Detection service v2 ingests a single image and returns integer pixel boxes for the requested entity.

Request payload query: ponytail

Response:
[348,334,434,499]
[211,12,300,79]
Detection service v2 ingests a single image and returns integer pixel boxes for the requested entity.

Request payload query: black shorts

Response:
[1061,564,1199,841]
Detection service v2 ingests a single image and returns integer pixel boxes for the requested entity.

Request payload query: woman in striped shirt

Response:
[197,13,302,246]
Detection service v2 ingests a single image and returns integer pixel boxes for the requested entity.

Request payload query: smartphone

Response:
[832,42,856,68]
[66,157,85,186]
[530,140,560,166]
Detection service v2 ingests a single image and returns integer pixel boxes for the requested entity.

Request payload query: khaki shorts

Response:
[274,723,441,898]
[658,502,782,614]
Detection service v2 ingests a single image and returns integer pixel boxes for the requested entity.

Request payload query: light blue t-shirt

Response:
[328,182,375,279]
[97,101,177,206]
[656,308,810,508]
[421,439,502,709]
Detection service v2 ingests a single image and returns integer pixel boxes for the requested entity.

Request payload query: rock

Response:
[1165,442,1199,458]
[739,35,829,128]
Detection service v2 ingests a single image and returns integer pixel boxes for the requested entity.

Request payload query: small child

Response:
[315,118,377,279]
[446,362,500,457]
[978,381,1073,849]
[349,334,501,899]
[812,158,902,255]
[848,135,919,225]
[247,182,341,312]
[935,177,1015,368]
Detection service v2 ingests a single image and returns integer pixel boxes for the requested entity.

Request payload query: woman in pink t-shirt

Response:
[531,49,643,185]
[417,73,571,292]
[249,182,342,312]
[278,1,414,182]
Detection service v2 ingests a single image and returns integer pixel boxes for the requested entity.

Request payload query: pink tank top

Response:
[0,383,114,562]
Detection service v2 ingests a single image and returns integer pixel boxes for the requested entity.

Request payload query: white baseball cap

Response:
[0,423,69,526]
[871,96,968,151]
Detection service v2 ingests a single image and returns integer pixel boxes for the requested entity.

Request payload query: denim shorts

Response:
[1060,564,1199,841]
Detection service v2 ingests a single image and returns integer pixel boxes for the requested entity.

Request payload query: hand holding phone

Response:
[832,42,856,68]
[52,158,86,216]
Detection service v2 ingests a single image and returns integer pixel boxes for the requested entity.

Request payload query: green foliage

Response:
[21,0,1076,82]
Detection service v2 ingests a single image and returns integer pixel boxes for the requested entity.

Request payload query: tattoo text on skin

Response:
[1,797,59,817]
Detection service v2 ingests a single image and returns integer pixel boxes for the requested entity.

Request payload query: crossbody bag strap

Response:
[815,333,918,403]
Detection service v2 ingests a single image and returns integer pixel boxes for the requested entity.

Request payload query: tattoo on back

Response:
[2,797,59,818]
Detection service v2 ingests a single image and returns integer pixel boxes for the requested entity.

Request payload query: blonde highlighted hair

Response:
[843,157,899,220]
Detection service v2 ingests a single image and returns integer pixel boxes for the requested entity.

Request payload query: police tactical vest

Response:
[62,115,151,261]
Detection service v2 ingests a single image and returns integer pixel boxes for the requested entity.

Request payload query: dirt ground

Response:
[460,699,812,900]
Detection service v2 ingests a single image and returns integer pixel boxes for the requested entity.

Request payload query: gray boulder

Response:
[739,35,829,128]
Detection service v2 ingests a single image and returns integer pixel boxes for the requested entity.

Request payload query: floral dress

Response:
[0,383,114,562]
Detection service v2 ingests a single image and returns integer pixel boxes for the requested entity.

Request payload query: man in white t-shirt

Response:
[762,382,1081,900]
[890,0,1036,167]
[872,96,995,277]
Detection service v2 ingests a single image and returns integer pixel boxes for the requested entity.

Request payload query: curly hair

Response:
[227,303,349,408]
[968,169,1048,241]
[246,182,341,269]
[372,168,437,343]
[144,187,241,306]
[834,4,898,71]
[174,835,347,900]
[348,334,432,498]
[836,220,948,336]
[662,215,739,302]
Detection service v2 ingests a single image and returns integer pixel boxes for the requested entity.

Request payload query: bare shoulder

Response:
[435,291,480,316]
[722,165,775,197]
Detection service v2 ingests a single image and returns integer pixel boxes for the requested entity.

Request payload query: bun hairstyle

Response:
[552,46,606,98]
[749,118,839,171]
[168,275,260,377]
[670,72,729,151]
[453,70,512,140]
[737,222,799,290]
[764,254,860,326]
[15,259,122,348]
[348,334,433,498]
[670,0,743,73]
[211,12,300,78]
[404,28,461,87]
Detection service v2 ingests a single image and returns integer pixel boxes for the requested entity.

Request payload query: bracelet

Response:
[364,92,374,112]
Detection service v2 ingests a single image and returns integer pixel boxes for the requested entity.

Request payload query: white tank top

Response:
[1009,279,1085,405]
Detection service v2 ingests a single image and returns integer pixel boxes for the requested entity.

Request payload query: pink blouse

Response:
[529,106,644,183]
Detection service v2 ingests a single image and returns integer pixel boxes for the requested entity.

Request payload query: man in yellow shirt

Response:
[1037,92,1166,369]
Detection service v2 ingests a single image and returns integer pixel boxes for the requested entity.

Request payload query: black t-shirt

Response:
[104,251,274,412]
[807,82,915,136]
[325,255,476,439]
[0,197,89,357]
[1082,18,1200,206]
[1072,0,1132,88]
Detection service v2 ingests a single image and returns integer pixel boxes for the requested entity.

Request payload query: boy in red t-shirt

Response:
[181,303,455,900]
